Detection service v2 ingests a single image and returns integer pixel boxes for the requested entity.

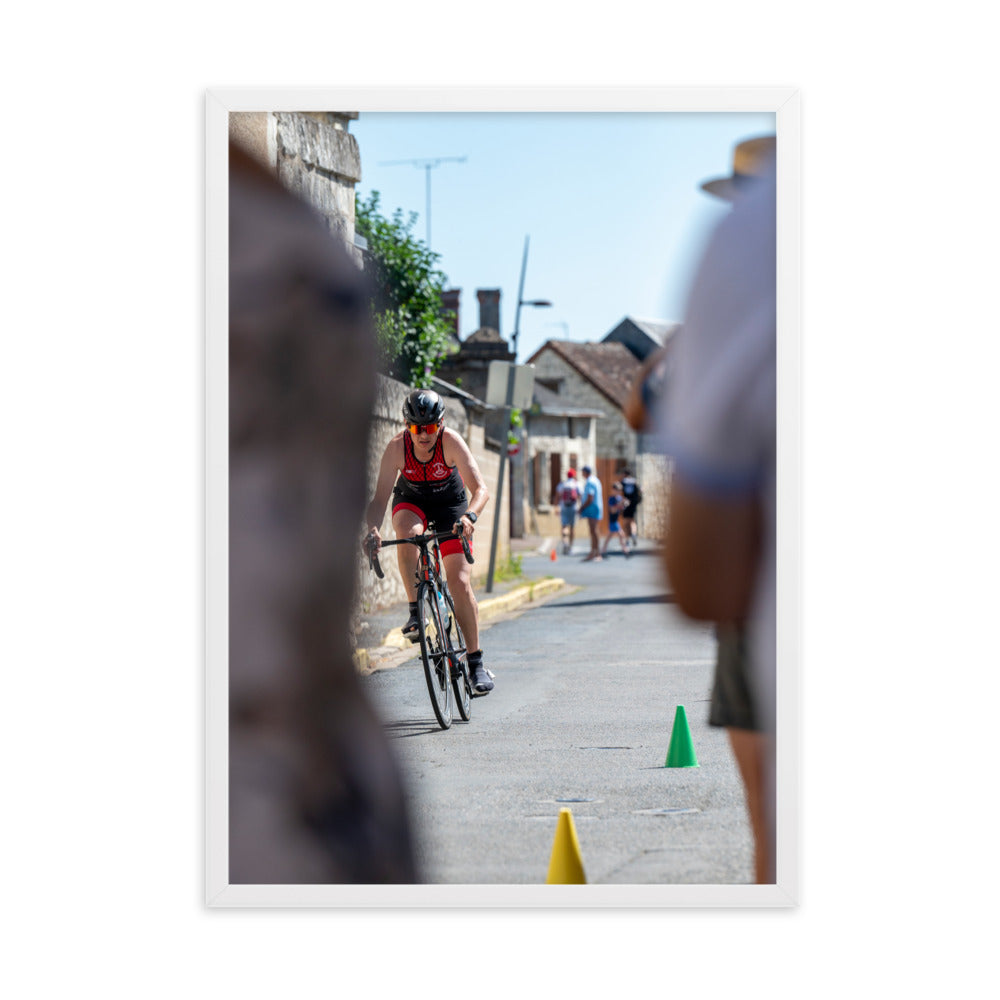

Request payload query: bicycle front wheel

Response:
[444,590,472,722]
[418,583,452,729]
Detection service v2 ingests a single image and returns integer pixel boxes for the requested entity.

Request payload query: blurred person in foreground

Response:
[228,139,417,883]
[658,136,778,883]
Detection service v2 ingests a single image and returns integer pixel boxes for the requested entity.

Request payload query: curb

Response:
[479,576,566,622]
[370,576,567,652]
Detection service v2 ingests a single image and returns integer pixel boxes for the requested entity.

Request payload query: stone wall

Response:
[229,111,361,255]
[356,375,508,616]
[634,451,672,542]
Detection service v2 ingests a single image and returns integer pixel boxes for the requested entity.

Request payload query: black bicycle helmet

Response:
[402,389,445,425]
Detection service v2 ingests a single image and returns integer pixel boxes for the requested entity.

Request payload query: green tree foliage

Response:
[355,191,455,388]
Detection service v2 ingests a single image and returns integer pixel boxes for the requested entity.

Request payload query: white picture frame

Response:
[206,86,801,908]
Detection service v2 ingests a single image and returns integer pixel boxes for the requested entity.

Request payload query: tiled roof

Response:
[526,340,641,411]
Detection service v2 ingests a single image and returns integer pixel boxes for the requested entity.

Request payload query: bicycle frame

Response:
[365,525,474,728]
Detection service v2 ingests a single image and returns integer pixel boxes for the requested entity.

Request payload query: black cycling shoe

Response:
[401,611,423,643]
[469,659,494,695]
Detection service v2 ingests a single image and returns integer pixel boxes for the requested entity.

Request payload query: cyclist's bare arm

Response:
[364,434,404,549]
[442,429,489,536]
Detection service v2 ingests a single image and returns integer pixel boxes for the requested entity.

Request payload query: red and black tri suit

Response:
[392,431,470,556]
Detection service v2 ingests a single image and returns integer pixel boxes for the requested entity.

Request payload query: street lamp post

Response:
[485,235,551,592]
[511,236,552,361]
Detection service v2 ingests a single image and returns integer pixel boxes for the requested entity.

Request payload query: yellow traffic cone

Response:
[546,807,587,884]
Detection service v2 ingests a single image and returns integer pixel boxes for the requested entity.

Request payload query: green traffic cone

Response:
[664,705,699,768]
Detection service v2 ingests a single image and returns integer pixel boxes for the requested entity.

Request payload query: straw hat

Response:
[700,135,776,202]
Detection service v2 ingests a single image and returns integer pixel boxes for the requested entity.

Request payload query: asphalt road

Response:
[361,540,754,885]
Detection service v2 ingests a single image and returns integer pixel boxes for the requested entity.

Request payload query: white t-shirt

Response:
[556,478,580,506]
[658,169,777,732]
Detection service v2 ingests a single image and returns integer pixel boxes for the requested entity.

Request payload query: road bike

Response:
[365,525,474,730]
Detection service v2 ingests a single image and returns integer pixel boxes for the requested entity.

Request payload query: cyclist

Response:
[364,389,494,695]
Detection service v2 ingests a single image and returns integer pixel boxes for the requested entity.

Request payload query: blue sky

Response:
[351,111,775,363]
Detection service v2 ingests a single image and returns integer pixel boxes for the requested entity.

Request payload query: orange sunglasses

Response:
[407,421,441,435]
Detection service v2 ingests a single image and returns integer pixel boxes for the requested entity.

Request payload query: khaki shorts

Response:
[709,624,758,731]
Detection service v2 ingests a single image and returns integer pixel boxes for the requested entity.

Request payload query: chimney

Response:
[441,288,460,340]
[477,288,501,334]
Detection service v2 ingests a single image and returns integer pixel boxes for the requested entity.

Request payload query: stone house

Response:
[525,339,641,535]
[525,318,680,540]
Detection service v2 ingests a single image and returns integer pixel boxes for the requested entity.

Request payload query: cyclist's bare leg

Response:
[391,508,425,602]
[442,550,479,654]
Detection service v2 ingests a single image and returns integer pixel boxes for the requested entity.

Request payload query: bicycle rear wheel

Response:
[418,583,452,729]
[443,591,472,722]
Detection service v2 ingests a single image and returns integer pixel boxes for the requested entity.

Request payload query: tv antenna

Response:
[379,156,467,249]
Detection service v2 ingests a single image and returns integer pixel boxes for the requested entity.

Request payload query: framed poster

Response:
[206,87,800,907]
